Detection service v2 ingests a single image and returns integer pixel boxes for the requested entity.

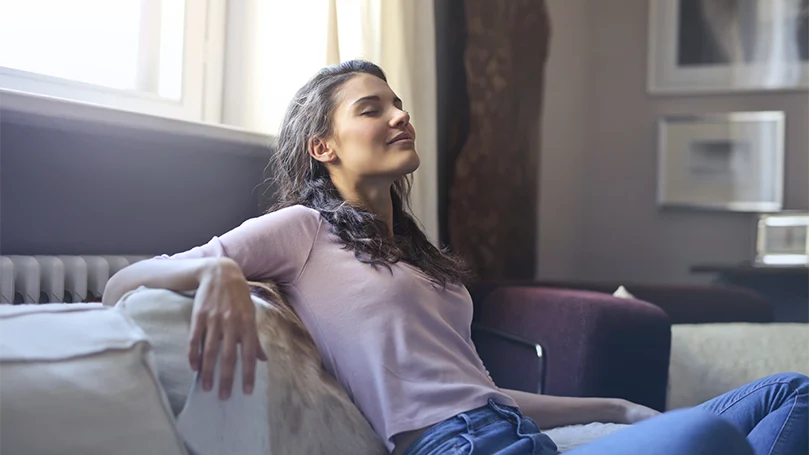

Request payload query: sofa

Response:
[1,281,806,454]
[472,282,807,413]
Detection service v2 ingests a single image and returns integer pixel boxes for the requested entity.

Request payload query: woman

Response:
[104,60,807,455]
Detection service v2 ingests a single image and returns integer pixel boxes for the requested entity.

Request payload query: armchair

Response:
[536,280,774,324]
[470,285,671,412]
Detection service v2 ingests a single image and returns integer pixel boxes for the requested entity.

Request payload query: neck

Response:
[331,174,395,236]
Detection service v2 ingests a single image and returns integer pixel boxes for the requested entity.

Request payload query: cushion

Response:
[115,287,196,415]
[0,303,188,455]
[117,283,387,455]
[544,423,627,452]
[612,285,636,299]
[668,322,809,409]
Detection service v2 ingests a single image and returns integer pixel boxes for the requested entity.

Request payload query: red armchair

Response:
[470,285,672,412]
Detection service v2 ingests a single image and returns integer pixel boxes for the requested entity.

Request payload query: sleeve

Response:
[159,205,321,285]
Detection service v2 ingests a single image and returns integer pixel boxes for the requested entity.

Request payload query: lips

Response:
[388,132,413,144]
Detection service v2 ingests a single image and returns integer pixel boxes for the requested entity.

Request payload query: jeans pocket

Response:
[487,400,521,420]
[452,437,473,455]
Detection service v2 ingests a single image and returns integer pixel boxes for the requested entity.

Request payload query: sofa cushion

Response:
[668,322,809,409]
[0,303,188,455]
[544,423,628,452]
[117,284,387,455]
[115,287,196,415]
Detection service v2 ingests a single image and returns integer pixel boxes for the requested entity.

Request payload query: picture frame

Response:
[756,212,809,266]
[648,0,809,93]
[657,111,785,212]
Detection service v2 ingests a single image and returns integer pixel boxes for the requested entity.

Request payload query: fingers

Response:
[240,313,259,395]
[218,315,239,400]
[200,317,222,392]
[188,311,207,372]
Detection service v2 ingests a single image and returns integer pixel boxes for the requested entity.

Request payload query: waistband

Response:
[401,400,525,455]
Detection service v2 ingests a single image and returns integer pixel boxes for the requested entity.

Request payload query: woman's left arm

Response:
[501,389,660,429]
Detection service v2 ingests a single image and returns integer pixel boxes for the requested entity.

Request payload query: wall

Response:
[536,0,589,280]
[538,0,809,284]
[1,92,274,256]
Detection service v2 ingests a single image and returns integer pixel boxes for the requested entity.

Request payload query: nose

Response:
[390,108,410,128]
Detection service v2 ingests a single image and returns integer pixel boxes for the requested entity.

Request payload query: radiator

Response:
[0,255,151,304]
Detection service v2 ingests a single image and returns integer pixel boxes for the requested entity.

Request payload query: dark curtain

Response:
[435,0,550,282]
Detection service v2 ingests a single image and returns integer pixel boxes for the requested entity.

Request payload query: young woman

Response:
[104,60,807,455]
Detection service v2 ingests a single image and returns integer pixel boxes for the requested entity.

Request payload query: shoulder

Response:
[244,205,323,238]
[264,204,321,224]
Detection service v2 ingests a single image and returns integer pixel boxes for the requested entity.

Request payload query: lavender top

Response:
[163,205,517,450]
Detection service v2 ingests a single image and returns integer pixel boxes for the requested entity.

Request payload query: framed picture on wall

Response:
[657,111,785,211]
[648,0,809,93]
[756,212,809,265]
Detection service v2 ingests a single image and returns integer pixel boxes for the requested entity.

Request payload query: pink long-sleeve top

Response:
[162,205,517,451]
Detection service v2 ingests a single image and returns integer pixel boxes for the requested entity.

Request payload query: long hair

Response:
[268,60,468,287]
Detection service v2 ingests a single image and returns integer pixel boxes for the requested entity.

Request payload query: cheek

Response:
[343,122,385,149]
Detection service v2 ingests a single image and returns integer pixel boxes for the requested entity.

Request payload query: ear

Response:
[308,137,338,164]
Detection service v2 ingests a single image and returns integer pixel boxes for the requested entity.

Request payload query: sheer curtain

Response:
[221,0,438,243]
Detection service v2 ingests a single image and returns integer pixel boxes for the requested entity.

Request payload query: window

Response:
[0,0,222,122]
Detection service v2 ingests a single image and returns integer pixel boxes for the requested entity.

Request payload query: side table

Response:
[691,263,808,323]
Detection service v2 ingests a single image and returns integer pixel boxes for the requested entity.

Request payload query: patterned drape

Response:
[445,0,550,281]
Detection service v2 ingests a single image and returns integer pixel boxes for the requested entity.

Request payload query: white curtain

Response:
[220,0,439,243]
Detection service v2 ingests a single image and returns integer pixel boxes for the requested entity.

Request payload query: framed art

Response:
[657,111,785,211]
[648,0,809,93]
[756,212,809,265]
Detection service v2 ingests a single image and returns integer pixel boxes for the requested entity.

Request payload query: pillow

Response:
[115,287,196,415]
[612,285,636,299]
[117,283,387,455]
[543,422,627,452]
[0,303,188,455]
[668,322,809,409]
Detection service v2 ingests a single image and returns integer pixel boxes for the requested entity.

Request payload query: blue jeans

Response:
[402,373,808,455]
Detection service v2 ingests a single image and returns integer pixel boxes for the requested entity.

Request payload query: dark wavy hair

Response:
[268,60,468,287]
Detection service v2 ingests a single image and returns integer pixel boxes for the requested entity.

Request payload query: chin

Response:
[401,150,421,174]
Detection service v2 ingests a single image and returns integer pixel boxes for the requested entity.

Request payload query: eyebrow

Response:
[350,95,402,108]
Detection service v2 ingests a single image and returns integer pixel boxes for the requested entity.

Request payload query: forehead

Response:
[335,73,395,106]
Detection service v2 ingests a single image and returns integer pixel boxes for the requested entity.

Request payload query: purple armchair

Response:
[536,281,774,324]
[470,285,671,412]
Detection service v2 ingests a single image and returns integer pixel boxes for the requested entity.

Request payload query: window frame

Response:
[0,0,225,123]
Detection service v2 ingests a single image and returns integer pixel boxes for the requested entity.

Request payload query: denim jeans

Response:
[402,373,808,455]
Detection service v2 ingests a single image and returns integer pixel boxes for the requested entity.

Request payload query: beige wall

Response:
[536,0,589,280]
[538,0,809,284]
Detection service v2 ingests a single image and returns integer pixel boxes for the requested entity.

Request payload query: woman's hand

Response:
[616,399,661,424]
[189,257,267,400]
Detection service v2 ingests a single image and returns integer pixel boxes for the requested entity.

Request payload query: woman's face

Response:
[321,73,419,184]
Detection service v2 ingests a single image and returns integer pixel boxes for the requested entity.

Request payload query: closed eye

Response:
[361,110,379,116]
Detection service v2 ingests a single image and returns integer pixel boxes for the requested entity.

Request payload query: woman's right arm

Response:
[102,256,224,307]
[102,206,320,400]
[103,256,266,400]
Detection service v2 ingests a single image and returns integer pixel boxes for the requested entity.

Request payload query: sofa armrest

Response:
[471,285,671,411]
[536,280,774,324]
[472,323,546,394]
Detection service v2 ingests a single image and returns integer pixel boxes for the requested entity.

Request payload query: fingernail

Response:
[245,384,254,395]
[203,380,212,391]
[220,389,230,400]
